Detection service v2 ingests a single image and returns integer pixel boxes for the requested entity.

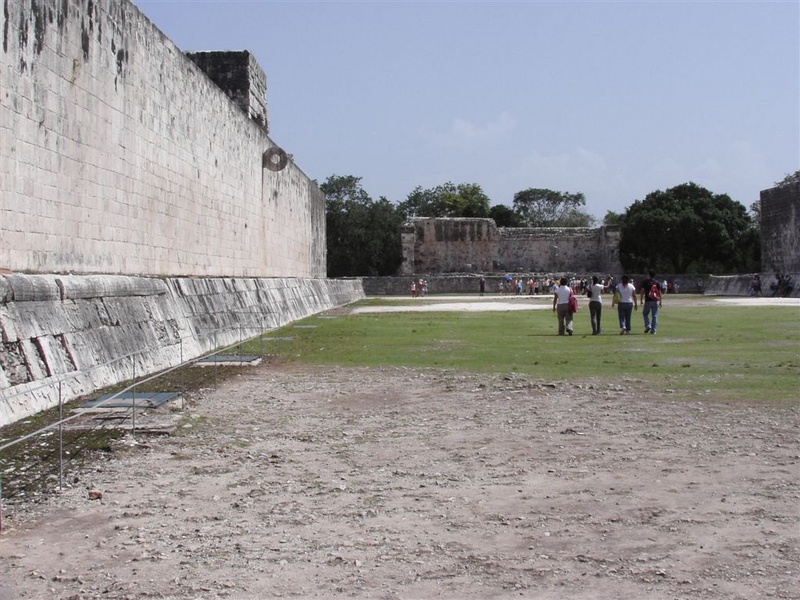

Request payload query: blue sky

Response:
[134,0,799,220]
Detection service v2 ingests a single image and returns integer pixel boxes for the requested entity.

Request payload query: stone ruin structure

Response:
[400,218,623,275]
[0,0,363,426]
[760,180,800,274]
[186,51,269,132]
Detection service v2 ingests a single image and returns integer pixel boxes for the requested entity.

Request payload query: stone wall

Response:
[704,274,797,297]
[400,218,622,275]
[186,51,269,132]
[0,274,365,427]
[401,219,497,274]
[496,226,621,273]
[1,0,324,278]
[761,181,800,273]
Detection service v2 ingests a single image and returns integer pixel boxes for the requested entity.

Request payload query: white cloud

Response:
[417,112,517,150]
[514,146,619,194]
[503,146,639,217]
[642,141,771,203]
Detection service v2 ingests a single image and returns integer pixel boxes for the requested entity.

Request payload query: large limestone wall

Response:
[400,218,622,275]
[761,182,800,273]
[1,0,324,277]
[401,219,498,274]
[496,226,621,273]
[0,274,364,427]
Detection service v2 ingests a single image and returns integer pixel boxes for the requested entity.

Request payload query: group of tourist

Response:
[409,279,428,298]
[497,276,587,296]
[768,273,795,297]
[552,271,664,336]
[748,273,796,297]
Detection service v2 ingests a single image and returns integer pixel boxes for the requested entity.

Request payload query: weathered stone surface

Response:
[2,0,324,278]
[400,218,622,275]
[186,51,268,131]
[761,181,799,273]
[5,276,62,303]
[58,276,169,300]
[0,274,364,427]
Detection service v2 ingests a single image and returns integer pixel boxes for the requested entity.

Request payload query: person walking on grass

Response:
[587,275,604,335]
[615,274,637,334]
[639,270,662,334]
[552,277,574,336]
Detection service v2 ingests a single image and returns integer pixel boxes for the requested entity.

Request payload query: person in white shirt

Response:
[587,275,604,335]
[552,277,574,336]
[614,274,638,334]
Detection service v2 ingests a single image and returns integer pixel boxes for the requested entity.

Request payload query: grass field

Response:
[245,297,800,404]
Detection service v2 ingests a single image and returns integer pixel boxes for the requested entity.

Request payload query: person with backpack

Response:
[639,270,663,334]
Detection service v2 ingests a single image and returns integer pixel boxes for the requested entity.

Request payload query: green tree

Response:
[320,175,403,277]
[398,184,449,218]
[775,170,800,186]
[512,188,592,227]
[489,204,523,227]
[443,183,491,218]
[603,210,624,226]
[619,182,754,274]
[399,182,491,219]
[749,200,761,230]
[736,226,762,273]
[558,209,596,227]
[743,200,762,272]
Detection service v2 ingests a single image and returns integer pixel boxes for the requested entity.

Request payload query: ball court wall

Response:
[1,0,325,278]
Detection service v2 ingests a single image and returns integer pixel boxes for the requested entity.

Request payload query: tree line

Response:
[320,171,799,278]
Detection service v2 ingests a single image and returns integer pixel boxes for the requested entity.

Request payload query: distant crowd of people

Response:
[489,274,677,298]
[409,271,794,336]
[748,273,795,297]
[478,272,671,336]
[766,273,795,297]
[409,279,428,297]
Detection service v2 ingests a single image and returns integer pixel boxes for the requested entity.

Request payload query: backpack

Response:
[648,283,662,302]
[568,290,579,313]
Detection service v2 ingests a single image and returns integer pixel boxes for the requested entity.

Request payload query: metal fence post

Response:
[180,335,185,393]
[58,381,64,492]
[131,355,137,437]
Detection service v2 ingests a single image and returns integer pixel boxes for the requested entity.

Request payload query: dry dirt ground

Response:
[1,297,798,600]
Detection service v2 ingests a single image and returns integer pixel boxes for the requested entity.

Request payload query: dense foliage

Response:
[321,175,403,277]
[512,188,595,227]
[618,182,758,274]
[397,182,491,219]
[488,204,523,227]
[775,170,800,187]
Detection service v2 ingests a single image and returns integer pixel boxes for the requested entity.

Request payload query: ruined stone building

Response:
[400,218,623,275]
[760,180,800,274]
